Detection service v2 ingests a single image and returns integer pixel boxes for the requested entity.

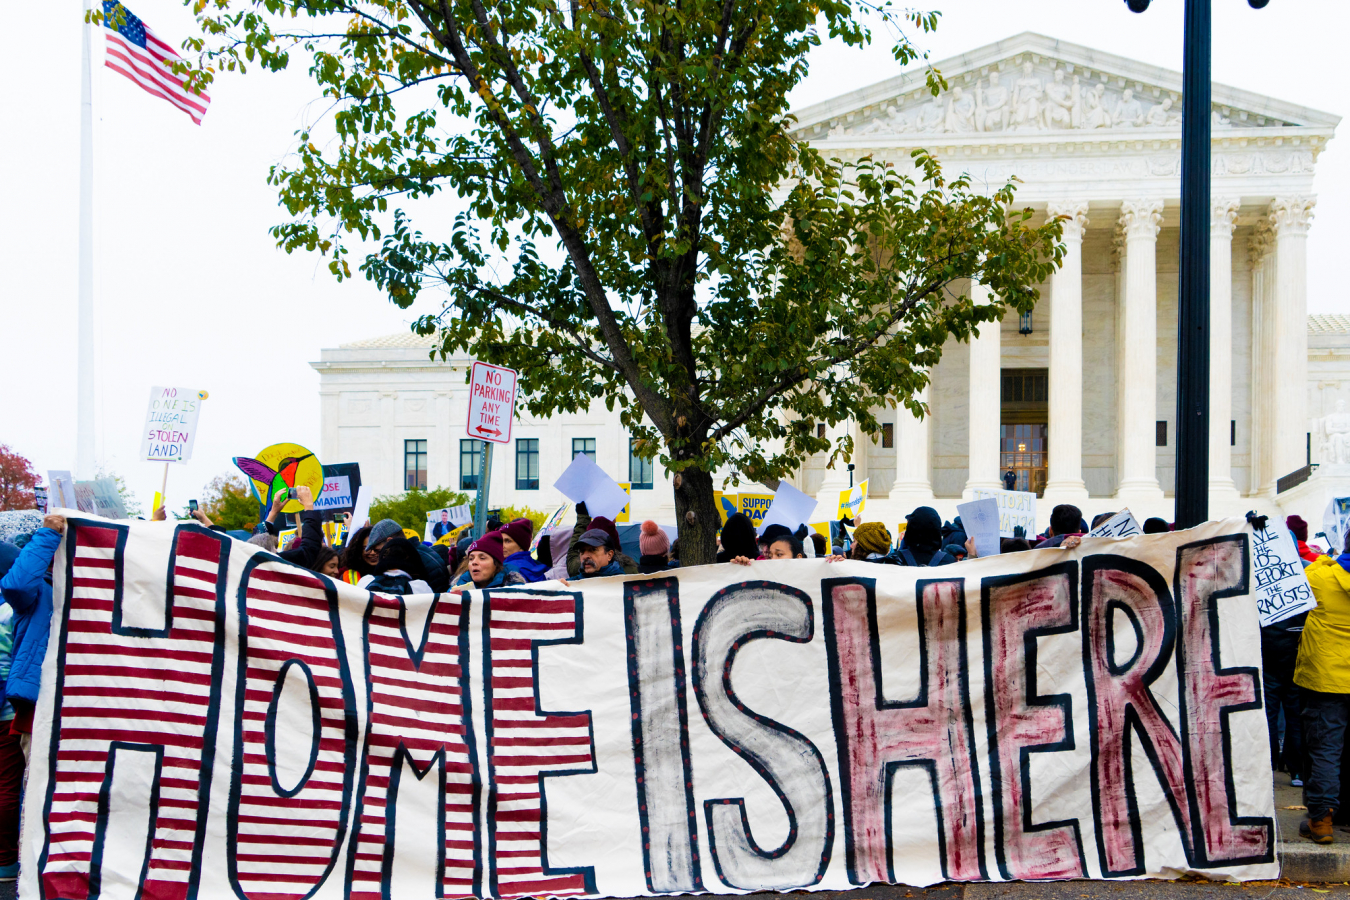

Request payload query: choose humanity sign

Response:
[23,518,1277,900]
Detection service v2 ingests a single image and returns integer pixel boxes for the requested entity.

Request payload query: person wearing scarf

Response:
[451,532,526,591]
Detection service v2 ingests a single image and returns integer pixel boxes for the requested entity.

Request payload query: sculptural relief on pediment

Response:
[810,55,1300,140]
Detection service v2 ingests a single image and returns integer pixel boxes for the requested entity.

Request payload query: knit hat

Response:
[760,524,792,545]
[370,519,403,547]
[467,531,505,566]
[854,522,892,556]
[577,528,614,550]
[501,518,534,553]
[639,521,670,556]
[589,516,622,552]
[1287,515,1309,543]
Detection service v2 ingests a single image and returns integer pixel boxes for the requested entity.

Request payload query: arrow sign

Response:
[465,361,518,445]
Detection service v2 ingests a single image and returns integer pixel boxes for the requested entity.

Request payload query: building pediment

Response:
[790,32,1339,145]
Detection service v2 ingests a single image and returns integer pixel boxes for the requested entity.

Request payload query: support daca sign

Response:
[24,519,1277,900]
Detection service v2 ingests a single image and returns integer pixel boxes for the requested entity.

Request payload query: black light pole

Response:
[1125,0,1268,529]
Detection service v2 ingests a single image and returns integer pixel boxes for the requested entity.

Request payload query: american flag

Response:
[101,1,211,124]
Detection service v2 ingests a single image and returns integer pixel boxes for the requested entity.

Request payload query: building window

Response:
[817,424,827,439]
[572,437,596,462]
[516,439,539,490]
[460,439,484,491]
[1156,421,1168,448]
[404,440,428,490]
[1001,370,1049,404]
[1231,420,1237,447]
[629,439,655,490]
[881,423,894,449]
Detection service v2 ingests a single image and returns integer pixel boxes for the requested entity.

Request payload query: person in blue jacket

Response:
[0,514,62,747]
[498,518,548,583]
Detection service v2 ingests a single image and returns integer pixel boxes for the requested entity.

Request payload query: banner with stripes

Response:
[23,517,1278,899]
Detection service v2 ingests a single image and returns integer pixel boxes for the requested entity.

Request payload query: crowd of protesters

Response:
[0,490,1344,870]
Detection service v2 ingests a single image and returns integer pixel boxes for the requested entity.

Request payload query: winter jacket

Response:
[279,510,326,570]
[503,550,549,584]
[0,527,60,707]
[1294,556,1350,694]
[579,560,625,579]
[417,544,451,592]
[566,511,638,576]
[639,554,673,574]
[358,570,433,595]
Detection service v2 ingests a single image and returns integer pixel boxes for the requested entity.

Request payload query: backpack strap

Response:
[930,550,946,567]
[899,549,918,567]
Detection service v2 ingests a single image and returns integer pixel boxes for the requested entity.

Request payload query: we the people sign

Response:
[25,519,1277,900]
[467,361,518,443]
[140,386,205,462]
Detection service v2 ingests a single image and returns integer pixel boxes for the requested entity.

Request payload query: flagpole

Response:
[77,0,96,479]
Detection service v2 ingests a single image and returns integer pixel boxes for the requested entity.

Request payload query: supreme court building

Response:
[314,34,1349,533]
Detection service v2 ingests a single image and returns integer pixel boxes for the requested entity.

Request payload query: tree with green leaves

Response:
[201,474,263,530]
[174,0,1063,563]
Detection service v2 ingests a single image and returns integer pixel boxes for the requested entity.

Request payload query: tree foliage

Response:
[0,445,38,511]
[201,473,263,531]
[94,468,144,518]
[174,0,1064,562]
[369,486,472,533]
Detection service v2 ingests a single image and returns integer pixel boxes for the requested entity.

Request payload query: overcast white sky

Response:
[2,1,1346,510]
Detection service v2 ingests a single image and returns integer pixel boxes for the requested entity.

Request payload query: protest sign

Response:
[737,491,776,528]
[1251,523,1317,626]
[1088,509,1142,539]
[34,486,47,514]
[555,453,631,521]
[73,478,127,519]
[760,482,818,534]
[971,488,1038,538]
[836,479,868,522]
[317,462,362,514]
[46,471,77,510]
[140,386,206,463]
[466,361,518,444]
[715,491,737,524]
[26,517,1278,900]
[426,505,473,542]
[350,485,373,529]
[955,497,1000,557]
[616,483,634,524]
[533,503,570,550]
[234,442,324,515]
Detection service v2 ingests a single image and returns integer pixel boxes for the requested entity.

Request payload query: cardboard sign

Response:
[1088,509,1142,540]
[316,463,362,514]
[466,361,518,444]
[955,497,1000,557]
[971,488,1038,538]
[1252,523,1318,626]
[47,471,78,511]
[616,483,633,524]
[140,386,206,463]
[427,505,473,541]
[25,516,1279,899]
[554,453,630,522]
[34,486,48,514]
[836,479,868,522]
[736,491,776,528]
[73,479,127,520]
[759,483,818,534]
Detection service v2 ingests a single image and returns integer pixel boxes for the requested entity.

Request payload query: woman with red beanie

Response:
[450,532,526,591]
[1288,516,1325,564]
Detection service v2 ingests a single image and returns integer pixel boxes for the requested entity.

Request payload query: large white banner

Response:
[24,518,1278,900]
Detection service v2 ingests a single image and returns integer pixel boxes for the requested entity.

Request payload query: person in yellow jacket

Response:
[1293,530,1350,844]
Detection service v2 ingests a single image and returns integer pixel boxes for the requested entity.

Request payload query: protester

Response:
[496,518,547,583]
[310,545,342,579]
[1288,516,1324,564]
[851,522,895,562]
[894,507,957,567]
[638,520,673,574]
[1143,517,1170,535]
[809,532,827,557]
[758,524,793,558]
[247,533,278,552]
[1293,531,1350,843]
[1034,505,1084,550]
[717,513,759,563]
[1090,511,1118,530]
[338,525,375,585]
[358,534,433,595]
[0,514,63,758]
[0,544,23,881]
[571,529,625,579]
[1263,597,1308,790]
[1000,537,1032,553]
[567,504,638,575]
[731,532,806,564]
[451,532,526,591]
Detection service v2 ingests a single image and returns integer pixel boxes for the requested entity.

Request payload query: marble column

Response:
[815,419,852,506]
[963,282,1003,497]
[1042,201,1090,505]
[1267,196,1316,487]
[1115,199,1165,502]
[1209,198,1241,501]
[891,383,934,504]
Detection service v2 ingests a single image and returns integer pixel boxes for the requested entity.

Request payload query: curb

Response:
[1281,841,1350,882]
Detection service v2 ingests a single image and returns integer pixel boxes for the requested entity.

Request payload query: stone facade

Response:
[312,33,1348,533]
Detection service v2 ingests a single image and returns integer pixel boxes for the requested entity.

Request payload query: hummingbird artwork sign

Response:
[233,442,325,516]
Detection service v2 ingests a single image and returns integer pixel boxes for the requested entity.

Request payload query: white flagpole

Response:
[77,0,96,479]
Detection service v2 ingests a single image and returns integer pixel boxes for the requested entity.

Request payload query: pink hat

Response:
[639,520,670,556]
[467,531,505,567]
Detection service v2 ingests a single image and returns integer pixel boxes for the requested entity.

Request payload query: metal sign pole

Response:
[473,442,493,539]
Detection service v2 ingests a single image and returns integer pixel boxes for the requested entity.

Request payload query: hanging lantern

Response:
[1019,310,1033,335]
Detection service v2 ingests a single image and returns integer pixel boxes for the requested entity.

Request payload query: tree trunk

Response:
[673,466,720,566]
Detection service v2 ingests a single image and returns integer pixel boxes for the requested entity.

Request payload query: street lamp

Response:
[1123,0,1269,528]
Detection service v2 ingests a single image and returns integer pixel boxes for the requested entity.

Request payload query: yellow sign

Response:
[836,479,869,522]
[234,442,324,515]
[715,491,738,525]
[616,483,633,523]
[737,492,776,527]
